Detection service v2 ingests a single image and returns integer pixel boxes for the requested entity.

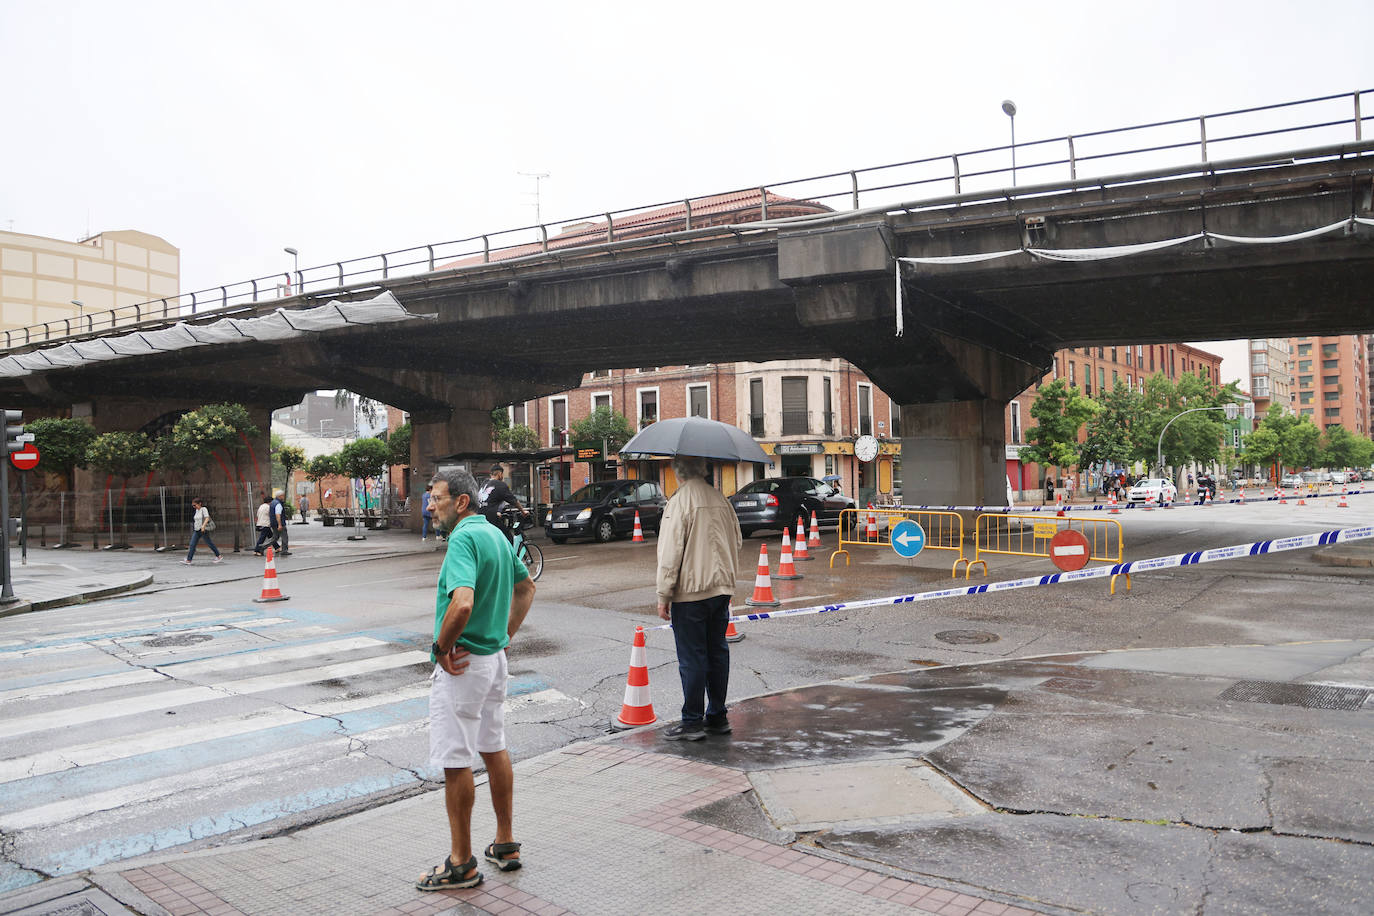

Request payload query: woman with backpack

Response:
[184,496,224,565]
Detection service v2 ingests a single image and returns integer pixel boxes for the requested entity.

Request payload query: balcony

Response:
[749,415,765,437]
[781,409,811,436]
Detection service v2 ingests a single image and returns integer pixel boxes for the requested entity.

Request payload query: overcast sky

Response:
[4,0,1372,386]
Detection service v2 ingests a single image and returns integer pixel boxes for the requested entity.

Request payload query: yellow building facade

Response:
[0,228,179,331]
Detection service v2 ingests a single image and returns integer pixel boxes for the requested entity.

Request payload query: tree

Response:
[28,417,95,489]
[276,443,306,492]
[1283,418,1320,469]
[304,453,340,510]
[1317,425,1361,469]
[499,424,540,451]
[1018,379,1099,483]
[571,406,635,454]
[339,437,390,510]
[491,407,510,447]
[387,422,412,470]
[1241,426,1282,470]
[85,431,155,548]
[1079,382,1142,471]
[172,403,260,484]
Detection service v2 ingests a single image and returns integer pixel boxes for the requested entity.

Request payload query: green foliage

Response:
[1018,379,1099,473]
[339,437,390,482]
[571,406,635,453]
[305,453,339,483]
[1241,426,1281,467]
[29,417,96,482]
[277,444,306,476]
[499,424,540,451]
[85,431,155,480]
[491,407,511,437]
[387,423,412,468]
[1079,382,1142,469]
[1136,373,1238,472]
[1283,418,1320,468]
[171,403,259,475]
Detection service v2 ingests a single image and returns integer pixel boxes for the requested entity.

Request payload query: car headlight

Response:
[576,508,592,521]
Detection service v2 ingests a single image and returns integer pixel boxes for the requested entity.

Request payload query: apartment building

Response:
[1289,334,1368,434]
[1247,338,1292,417]
[0,228,179,331]
[507,360,899,507]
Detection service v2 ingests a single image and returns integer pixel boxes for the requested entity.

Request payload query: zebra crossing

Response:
[0,601,582,890]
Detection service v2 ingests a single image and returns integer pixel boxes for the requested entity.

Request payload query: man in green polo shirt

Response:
[416,468,536,892]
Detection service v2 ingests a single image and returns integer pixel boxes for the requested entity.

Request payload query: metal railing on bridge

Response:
[5,88,1370,351]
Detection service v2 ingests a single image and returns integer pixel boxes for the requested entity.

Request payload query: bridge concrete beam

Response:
[899,400,1008,508]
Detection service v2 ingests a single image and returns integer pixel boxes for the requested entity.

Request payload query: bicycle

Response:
[501,508,544,581]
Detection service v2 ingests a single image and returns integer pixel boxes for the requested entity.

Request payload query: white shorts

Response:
[428,649,508,770]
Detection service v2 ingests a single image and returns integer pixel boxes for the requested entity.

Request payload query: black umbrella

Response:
[619,416,768,464]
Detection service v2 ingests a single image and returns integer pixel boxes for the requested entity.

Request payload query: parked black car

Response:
[545,479,666,544]
[728,476,856,538]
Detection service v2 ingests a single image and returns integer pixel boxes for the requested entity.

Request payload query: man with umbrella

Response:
[621,417,756,741]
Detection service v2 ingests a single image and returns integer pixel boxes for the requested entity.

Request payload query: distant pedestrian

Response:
[656,455,743,741]
[298,495,309,524]
[253,494,273,555]
[416,468,536,892]
[1045,476,1055,505]
[272,489,289,555]
[183,497,222,565]
[421,483,434,541]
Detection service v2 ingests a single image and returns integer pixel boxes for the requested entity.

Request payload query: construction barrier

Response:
[965,513,1124,579]
[830,507,966,576]
[896,485,1372,515]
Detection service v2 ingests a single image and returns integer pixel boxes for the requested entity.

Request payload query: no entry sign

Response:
[1049,528,1091,571]
[9,443,39,472]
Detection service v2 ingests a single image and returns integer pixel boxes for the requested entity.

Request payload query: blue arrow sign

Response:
[890,519,926,558]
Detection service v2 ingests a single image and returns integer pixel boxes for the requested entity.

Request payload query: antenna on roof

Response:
[517,171,550,225]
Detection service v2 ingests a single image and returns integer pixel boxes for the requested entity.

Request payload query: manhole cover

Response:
[1042,676,1101,692]
[935,629,1000,645]
[142,633,213,648]
[1218,680,1370,711]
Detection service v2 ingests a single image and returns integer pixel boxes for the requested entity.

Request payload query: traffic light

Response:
[3,410,23,454]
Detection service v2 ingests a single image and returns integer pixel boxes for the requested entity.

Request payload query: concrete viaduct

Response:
[2,147,1373,506]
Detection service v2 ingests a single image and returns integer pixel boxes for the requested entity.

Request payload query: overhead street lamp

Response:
[1001,99,1018,186]
[284,247,299,295]
[70,299,88,333]
[1157,403,1241,477]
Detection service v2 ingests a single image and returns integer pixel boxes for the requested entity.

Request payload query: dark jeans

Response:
[669,594,731,726]
[253,526,278,553]
[187,529,220,561]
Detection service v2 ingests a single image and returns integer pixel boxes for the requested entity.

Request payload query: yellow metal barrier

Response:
[830,507,966,577]
[967,513,1124,579]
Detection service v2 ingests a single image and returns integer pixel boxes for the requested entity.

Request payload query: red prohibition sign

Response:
[10,443,39,471]
[1049,528,1091,571]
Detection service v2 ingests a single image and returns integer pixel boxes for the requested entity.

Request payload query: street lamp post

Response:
[1001,99,1018,186]
[284,247,299,295]
[1157,404,1241,478]
[69,299,86,333]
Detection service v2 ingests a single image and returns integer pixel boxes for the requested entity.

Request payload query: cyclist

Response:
[479,464,528,544]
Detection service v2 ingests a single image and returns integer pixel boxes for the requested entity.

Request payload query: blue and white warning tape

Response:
[894,487,1372,515]
[646,524,1374,631]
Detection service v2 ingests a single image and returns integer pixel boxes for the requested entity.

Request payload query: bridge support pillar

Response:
[898,400,1007,508]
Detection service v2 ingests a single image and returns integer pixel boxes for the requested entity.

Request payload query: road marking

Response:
[336,574,428,587]
[0,669,165,706]
[0,650,429,741]
[540,555,579,563]
[0,684,431,785]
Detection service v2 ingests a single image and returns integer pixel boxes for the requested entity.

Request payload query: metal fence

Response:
[830,507,966,576]
[3,89,1369,351]
[965,514,1124,579]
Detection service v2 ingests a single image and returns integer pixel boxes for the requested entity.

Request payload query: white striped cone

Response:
[253,546,288,602]
[866,505,878,540]
[612,626,656,729]
[1279,487,1287,504]
[632,510,644,542]
[1108,491,1120,514]
[792,517,811,561]
[1339,487,1349,508]
[745,544,780,606]
[807,511,821,549]
[776,528,803,579]
[1056,491,1065,517]
[1238,485,1246,503]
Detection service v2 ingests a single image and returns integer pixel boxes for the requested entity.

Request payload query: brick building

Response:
[1288,334,1367,435]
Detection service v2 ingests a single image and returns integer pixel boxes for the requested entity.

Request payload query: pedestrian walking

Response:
[420,483,434,541]
[272,489,289,555]
[253,494,273,555]
[416,468,536,892]
[298,494,309,524]
[655,455,743,741]
[183,497,223,564]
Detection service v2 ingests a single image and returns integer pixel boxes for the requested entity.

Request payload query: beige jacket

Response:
[656,477,743,604]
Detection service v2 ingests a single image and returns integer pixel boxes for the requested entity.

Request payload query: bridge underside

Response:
[1,155,1371,505]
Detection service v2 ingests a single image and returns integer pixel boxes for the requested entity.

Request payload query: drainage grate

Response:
[1217,680,1371,711]
[143,633,213,648]
[1041,676,1100,692]
[935,629,1000,645]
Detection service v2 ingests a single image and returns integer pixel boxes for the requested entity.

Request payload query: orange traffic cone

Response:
[1203,489,1213,506]
[1238,485,1246,503]
[792,517,811,561]
[1108,491,1120,514]
[253,546,288,602]
[632,510,645,542]
[725,619,745,643]
[1297,488,1307,506]
[1338,487,1349,508]
[807,511,821,549]
[1279,487,1287,504]
[611,626,656,729]
[776,528,803,579]
[745,544,781,606]
[866,505,879,540]
[1056,491,1065,517]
